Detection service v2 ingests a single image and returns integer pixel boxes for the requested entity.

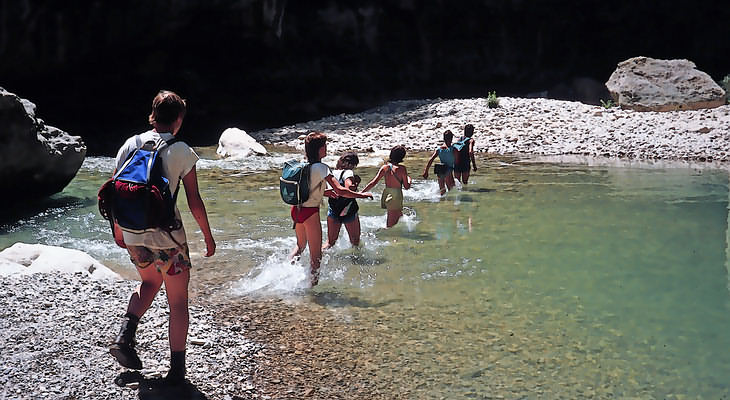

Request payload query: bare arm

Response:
[182,166,216,257]
[325,175,373,199]
[469,140,477,171]
[422,150,438,179]
[361,166,386,193]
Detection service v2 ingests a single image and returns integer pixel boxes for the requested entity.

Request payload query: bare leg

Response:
[163,268,190,352]
[386,210,402,228]
[302,213,323,285]
[454,171,463,184]
[344,216,361,247]
[324,216,342,249]
[461,170,471,185]
[289,222,308,261]
[126,255,163,319]
[437,177,447,196]
[446,173,455,191]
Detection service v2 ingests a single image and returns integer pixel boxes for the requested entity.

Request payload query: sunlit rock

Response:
[606,57,726,111]
[0,87,86,206]
[0,243,119,280]
[216,127,267,159]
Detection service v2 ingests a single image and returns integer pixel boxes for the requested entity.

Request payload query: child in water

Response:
[361,145,412,228]
[422,130,456,195]
[453,124,478,185]
[324,152,364,249]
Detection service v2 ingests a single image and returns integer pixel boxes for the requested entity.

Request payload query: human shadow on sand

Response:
[114,371,208,399]
[309,290,400,309]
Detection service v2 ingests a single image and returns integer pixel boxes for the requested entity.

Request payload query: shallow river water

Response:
[2,146,730,398]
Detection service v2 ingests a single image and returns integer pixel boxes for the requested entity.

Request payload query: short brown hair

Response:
[148,90,187,126]
[388,145,406,164]
[464,124,474,137]
[305,131,327,162]
[336,152,359,169]
[443,130,453,141]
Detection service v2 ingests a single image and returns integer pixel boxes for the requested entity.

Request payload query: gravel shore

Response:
[255,97,730,163]
[0,273,387,399]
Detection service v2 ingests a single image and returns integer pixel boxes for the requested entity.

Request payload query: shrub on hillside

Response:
[487,91,499,108]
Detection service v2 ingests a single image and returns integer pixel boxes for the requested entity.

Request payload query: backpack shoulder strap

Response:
[388,163,403,185]
[309,163,324,193]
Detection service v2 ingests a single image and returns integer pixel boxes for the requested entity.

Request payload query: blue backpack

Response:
[279,159,311,206]
[98,137,182,237]
[452,136,471,152]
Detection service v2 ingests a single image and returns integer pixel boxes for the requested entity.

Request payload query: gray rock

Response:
[0,87,86,206]
[605,57,726,111]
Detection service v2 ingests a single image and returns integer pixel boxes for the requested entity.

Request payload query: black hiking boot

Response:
[109,313,143,370]
[164,351,186,385]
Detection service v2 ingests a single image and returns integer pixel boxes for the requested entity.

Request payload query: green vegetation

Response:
[721,74,730,104]
[600,99,616,109]
[486,91,500,108]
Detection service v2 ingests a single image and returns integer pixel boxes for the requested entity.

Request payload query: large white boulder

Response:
[606,57,726,112]
[0,243,119,280]
[216,127,267,159]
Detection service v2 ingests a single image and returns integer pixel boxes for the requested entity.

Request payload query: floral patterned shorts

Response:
[126,243,192,276]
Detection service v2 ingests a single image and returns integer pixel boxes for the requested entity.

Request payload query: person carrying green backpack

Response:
[453,124,478,185]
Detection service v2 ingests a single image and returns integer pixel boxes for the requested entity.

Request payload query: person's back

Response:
[454,124,477,184]
[114,130,197,248]
[384,163,407,188]
[421,130,456,196]
[361,145,412,228]
[437,144,455,169]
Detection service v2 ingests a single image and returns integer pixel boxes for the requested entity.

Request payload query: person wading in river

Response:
[289,132,373,286]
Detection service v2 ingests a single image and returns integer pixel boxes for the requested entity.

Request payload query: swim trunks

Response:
[127,243,191,276]
[327,208,358,224]
[291,206,319,224]
[434,163,453,179]
[381,187,403,211]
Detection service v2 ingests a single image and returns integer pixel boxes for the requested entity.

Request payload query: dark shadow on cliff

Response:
[114,371,208,399]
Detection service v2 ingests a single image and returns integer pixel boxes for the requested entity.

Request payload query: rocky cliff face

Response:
[1,1,728,154]
[0,87,86,206]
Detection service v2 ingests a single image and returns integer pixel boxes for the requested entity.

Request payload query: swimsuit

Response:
[436,146,455,178]
[327,207,358,224]
[291,206,319,224]
[381,164,405,211]
[381,187,403,210]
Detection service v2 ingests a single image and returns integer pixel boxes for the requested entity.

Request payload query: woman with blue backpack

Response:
[288,132,373,286]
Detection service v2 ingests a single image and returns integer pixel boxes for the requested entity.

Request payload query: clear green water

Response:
[2,148,730,398]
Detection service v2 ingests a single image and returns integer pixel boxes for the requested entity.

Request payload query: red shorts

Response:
[291,206,319,224]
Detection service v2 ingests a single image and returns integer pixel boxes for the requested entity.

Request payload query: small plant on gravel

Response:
[721,74,730,104]
[600,99,616,109]
[486,91,500,108]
